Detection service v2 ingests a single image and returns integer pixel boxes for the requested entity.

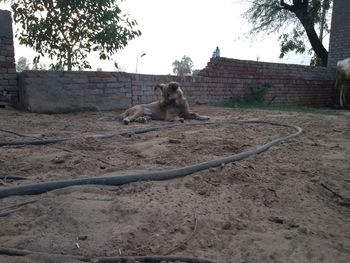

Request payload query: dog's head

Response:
[155,82,184,104]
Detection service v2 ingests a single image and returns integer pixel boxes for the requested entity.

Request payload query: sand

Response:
[0,106,349,262]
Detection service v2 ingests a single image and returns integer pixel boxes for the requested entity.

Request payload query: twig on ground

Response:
[0,179,6,186]
[0,176,28,181]
[52,145,74,153]
[97,158,116,167]
[75,197,113,202]
[0,129,32,138]
[0,246,87,261]
[96,255,213,263]
[164,211,198,255]
[0,200,38,218]
[0,208,20,218]
[320,182,344,199]
[51,144,116,167]
[203,179,221,186]
[0,246,214,263]
[320,182,350,207]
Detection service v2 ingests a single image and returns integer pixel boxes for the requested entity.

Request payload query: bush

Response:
[246,82,271,103]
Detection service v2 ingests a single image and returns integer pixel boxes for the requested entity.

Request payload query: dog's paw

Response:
[136,116,149,123]
[123,118,130,125]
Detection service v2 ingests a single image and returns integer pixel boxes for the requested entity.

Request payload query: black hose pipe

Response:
[97,256,214,263]
[0,246,86,261]
[0,246,213,263]
[0,176,28,181]
[0,121,302,199]
[0,120,290,147]
[0,138,67,147]
[0,121,218,147]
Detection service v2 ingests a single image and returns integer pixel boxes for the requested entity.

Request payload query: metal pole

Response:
[135,53,146,73]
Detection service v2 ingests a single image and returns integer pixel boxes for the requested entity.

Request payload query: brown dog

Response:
[120,82,209,124]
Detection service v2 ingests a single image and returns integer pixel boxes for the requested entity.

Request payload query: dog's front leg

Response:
[173,116,185,123]
[181,99,209,120]
[183,112,210,120]
[122,108,144,125]
[165,111,184,123]
[165,116,184,123]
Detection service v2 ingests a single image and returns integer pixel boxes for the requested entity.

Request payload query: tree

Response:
[244,0,332,66]
[33,62,47,70]
[172,55,193,76]
[16,56,30,72]
[16,56,48,71]
[192,69,201,76]
[3,0,141,71]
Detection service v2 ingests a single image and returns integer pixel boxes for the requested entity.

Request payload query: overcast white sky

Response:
[1,0,325,74]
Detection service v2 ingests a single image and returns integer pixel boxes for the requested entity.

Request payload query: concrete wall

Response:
[0,10,17,107]
[328,0,350,68]
[18,58,335,113]
[18,71,132,113]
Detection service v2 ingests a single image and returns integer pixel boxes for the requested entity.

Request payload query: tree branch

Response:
[280,0,294,11]
[302,0,309,8]
[42,1,72,59]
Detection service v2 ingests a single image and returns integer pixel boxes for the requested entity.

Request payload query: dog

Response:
[120,82,209,124]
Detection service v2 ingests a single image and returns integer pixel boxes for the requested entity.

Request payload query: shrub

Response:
[246,82,271,103]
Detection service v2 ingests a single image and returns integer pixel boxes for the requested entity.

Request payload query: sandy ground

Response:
[0,106,349,263]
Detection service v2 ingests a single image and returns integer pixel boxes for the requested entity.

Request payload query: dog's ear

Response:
[155,83,165,91]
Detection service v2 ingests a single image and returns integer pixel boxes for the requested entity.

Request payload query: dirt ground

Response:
[0,105,349,263]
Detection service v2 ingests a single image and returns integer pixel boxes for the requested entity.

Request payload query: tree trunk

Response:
[294,8,329,66]
[296,14,328,66]
[280,0,329,66]
[67,48,72,71]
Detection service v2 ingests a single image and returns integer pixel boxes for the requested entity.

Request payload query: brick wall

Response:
[194,58,335,106]
[18,57,335,113]
[18,71,132,113]
[130,74,179,105]
[328,0,350,68]
[130,58,335,107]
[0,10,17,107]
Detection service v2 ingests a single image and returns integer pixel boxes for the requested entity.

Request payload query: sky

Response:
[0,0,327,75]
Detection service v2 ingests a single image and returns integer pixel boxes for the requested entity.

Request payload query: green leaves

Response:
[246,82,271,104]
[7,0,141,70]
[243,0,332,66]
[243,0,292,35]
[279,28,306,58]
[172,55,194,76]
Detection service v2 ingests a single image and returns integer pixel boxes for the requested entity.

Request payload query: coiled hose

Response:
[0,122,213,147]
[0,246,213,263]
[0,120,302,199]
